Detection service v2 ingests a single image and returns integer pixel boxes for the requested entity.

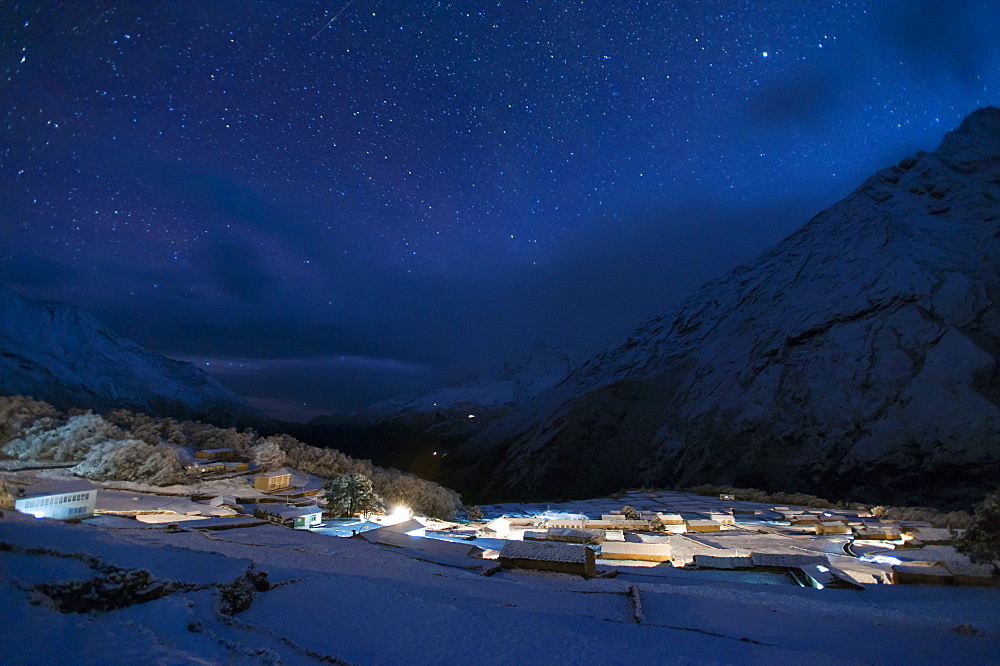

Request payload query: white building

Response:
[1,479,97,520]
[253,504,322,529]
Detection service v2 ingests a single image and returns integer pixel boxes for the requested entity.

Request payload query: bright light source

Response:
[391,506,411,520]
[860,553,903,566]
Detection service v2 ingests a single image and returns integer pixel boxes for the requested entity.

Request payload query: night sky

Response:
[2,1,998,421]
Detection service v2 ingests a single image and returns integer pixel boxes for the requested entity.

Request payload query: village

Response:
[1,444,994,592]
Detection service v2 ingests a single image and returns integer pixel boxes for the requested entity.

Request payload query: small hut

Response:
[499,540,597,577]
[254,469,292,491]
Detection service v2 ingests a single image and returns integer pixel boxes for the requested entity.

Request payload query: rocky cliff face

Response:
[451,107,1000,508]
[0,284,268,427]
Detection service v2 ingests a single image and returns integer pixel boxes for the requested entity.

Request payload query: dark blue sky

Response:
[2,1,998,420]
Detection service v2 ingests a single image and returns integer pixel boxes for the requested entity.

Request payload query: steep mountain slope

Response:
[450,108,1000,508]
[0,284,268,427]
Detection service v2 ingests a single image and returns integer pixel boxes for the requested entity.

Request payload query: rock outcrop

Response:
[449,107,1000,508]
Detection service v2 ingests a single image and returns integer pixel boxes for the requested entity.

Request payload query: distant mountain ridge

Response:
[302,344,576,473]
[446,107,1000,509]
[348,343,577,437]
[0,283,268,427]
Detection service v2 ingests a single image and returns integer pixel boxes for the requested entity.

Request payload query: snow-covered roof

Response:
[372,531,483,559]
[378,518,426,534]
[600,541,671,556]
[499,540,591,563]
[750,552,829,568]
[257,469,292,479]
[693,552,752,569]
[262,505,321,520]
[359,519,426,542]
[17,479,95,498]
[537,510,588,521]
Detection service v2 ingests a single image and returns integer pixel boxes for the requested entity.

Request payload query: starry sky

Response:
[2,1,999,421]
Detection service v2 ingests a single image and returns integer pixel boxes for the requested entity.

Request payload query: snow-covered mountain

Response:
[301,344,576,471]
[450,107,1000,509]
[0,284,267,427]
[352,343,577,441]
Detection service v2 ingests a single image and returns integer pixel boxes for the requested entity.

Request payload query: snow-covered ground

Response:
[5,465,320,505]
[482,488,787,518]
[2,482,998,664]
[96,488,237,522]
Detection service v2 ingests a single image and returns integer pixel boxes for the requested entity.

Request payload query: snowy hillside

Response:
[0,284,267,427]
[2,504,998,664]
[451,107,1000,508]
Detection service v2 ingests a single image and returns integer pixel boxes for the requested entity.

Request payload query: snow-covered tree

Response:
[251,440,287,470]
[369,467,462,520]
[324,473,381,518]
[621,505,640,520]
[108,410,186,446]
[192,427,257,457]
[2,413,124,462]
[0,395,61,447]
[467,505,483,521]
[73,439,191,486]
[956,489,1000,572]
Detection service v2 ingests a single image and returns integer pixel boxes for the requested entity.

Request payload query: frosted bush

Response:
[74,439,190,486]
[108,409,187,447]
[956,489,1000,568]
[192,427,257,456]
[372,467,462,520]
[251,440,287,470]
[0,395,61,446]
[2,413,124,461]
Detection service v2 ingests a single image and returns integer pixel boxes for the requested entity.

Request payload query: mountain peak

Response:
[0,284,268,427]
[449,111,1000,508]
[936,106,1000,165]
